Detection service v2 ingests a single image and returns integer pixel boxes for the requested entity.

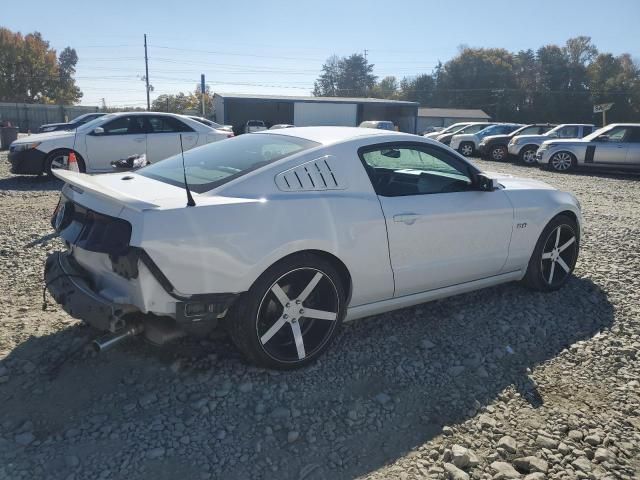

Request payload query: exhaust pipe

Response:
[93,323,144,353]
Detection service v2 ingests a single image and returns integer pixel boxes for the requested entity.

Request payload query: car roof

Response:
[259,126,410,145]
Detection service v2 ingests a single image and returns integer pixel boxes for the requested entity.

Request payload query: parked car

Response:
[270,124,295,130]
[8,112,232,175]
[423,122,472,139]
[38,112,107,133]
[508,124,595,164]
[187,115,233,133]
[436,122,494,146]
[359,121,396,131]
[420,126,444,135]
[451,123,523,157]
[45,126,582,369]
[536,123,640,172]
[244,120,267,133]
[479,124,556,161]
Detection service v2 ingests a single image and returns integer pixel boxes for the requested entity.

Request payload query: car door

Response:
[592,126,631,165]
[625,127,640,166]
[83,115,147,172]
[145,116,198,163]
[359,142,514,297]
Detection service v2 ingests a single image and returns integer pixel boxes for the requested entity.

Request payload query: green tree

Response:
[314,53,376,97]
[313,55,340,96]
[371,76,399,99]
[399,74,435,105]
[0,27,82,104]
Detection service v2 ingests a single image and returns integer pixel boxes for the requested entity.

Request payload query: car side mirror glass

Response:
[93,127,104,135]
[474,173,498,192]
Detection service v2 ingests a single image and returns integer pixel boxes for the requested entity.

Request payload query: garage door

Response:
[294,102,357,127]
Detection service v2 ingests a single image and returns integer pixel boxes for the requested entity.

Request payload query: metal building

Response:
[213,94,419,134]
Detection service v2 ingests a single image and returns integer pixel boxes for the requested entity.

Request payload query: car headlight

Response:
[11,142,41,152]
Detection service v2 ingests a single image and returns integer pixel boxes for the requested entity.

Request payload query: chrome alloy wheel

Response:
[460,143,473,156]
[49,153,69,170]
[522,148,537,164]
[491,146,507,161]
[550,152,573,171]
[256,268,339,363]
[540,224,578,287]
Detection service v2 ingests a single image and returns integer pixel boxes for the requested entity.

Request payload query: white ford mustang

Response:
[45,127,582,369]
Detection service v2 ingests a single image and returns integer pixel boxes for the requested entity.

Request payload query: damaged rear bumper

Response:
[44,251,137,332]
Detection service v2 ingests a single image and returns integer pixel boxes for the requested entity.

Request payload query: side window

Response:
[148,116,193,133]
[627,127,640,143]
[101,116,145,135]
[519,126,540,135]
[558,126,579,138]
[360,144,474,197]
[606,127,629,142]
[582,126,593,136]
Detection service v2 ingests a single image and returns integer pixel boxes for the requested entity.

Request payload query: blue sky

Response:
[3,0,640,107]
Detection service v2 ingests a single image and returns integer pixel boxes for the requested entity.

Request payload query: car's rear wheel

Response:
[549,151,576,172]
[459,142,474,157]
[519,146,538,164]
[490,145,508,161]
[522,214,579,291]
[226,253,346,369]
[44,149,85,176]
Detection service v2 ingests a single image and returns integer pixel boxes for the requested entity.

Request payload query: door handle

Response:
[134,137,145,142]
[393,213,420,225]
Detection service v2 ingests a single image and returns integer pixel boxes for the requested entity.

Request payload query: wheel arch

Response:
[44,148,86,172]
[262,249,353,306]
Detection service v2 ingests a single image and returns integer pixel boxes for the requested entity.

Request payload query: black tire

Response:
[518,145,538,165]
[44,149,85,176]
[522,214,579,292]
[548,151,576,173]
[226,253,346,369]
[490,145,508,161]
[459,142,474,157]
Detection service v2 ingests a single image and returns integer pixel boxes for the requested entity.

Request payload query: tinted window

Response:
[628,127,640,142]
[360,144,474,197]
[516,126,542,136]
[148,116,193,133]
[139,134,319,193]
[101,116,145,135]
[582,126,593,136]
[557,126,580,138]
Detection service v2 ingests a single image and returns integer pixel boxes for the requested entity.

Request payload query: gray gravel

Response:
[0,151,639,480]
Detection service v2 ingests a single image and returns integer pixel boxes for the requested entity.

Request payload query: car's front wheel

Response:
[459,142,474,157]
[226,253,346,369]
[522,214,579,291]
[519,146,538,165]
[490,145,508,161]
[549,151,576,172]
[44,149,85,176]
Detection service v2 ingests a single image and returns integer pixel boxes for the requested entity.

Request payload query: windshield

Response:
[583,125,613,141]
[440,123,469,134]
[138,133,319,193]
[476,125,503,137]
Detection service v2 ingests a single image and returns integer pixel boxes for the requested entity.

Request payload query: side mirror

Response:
[474,173,499,192]
[93,127,104,135]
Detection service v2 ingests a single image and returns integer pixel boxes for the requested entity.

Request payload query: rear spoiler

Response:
[53,170,160,211]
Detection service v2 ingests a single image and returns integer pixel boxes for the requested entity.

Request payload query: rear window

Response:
[138,133,319,193]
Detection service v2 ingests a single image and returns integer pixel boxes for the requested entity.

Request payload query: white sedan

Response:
[45,127,582,369]
[9,112,232,175]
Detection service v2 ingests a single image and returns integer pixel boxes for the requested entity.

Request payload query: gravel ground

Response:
[0,150,638,480]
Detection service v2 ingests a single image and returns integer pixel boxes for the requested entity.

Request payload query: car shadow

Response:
[0,175,62,192]
[0,276,613,480]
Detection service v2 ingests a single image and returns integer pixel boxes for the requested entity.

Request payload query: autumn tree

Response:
[0,27,82,104]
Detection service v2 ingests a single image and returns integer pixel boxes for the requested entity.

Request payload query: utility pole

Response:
[364,49,368,62]
[144,34,150,111]
[201,74,206,116]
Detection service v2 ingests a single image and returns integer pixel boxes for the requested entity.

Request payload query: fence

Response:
[0,103,100,133]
